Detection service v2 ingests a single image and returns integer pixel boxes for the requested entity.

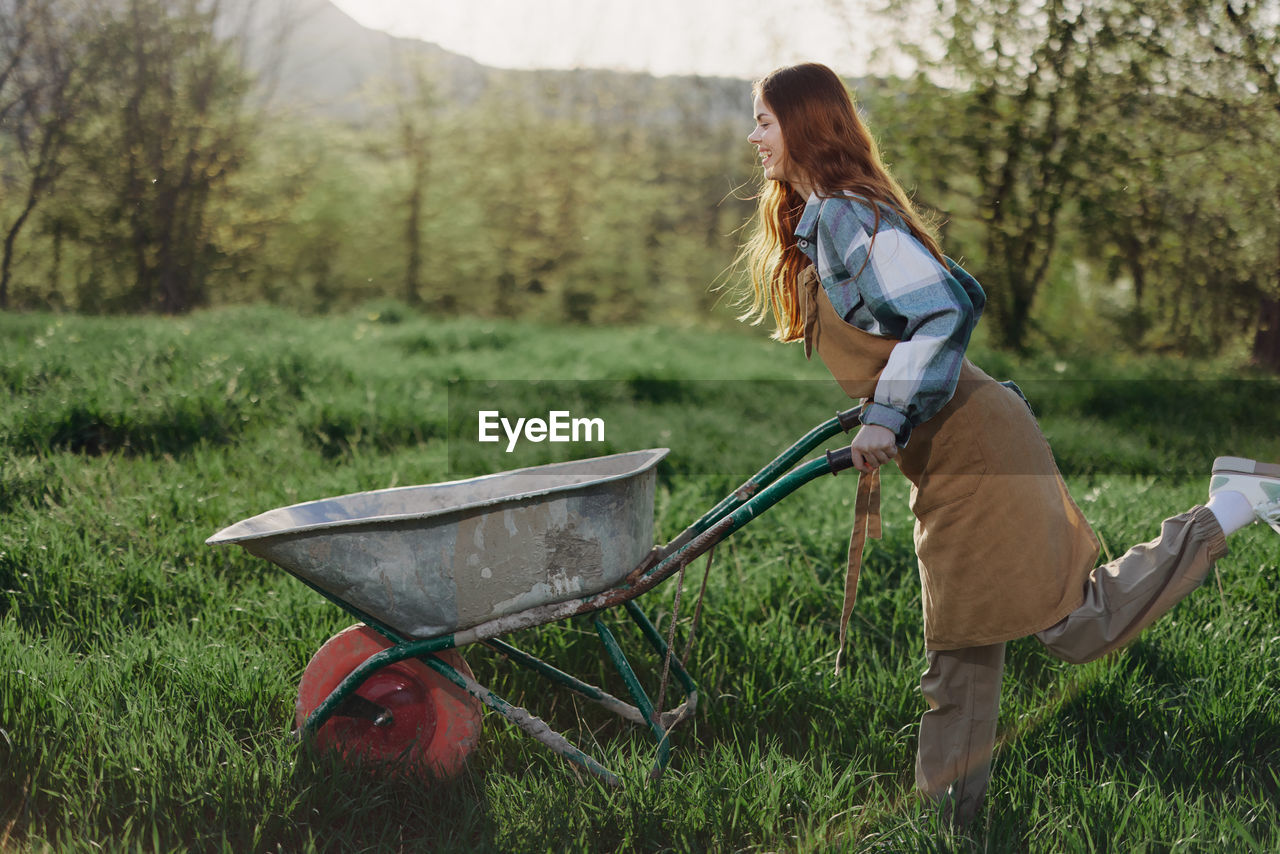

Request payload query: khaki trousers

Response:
[915,505,1228,825]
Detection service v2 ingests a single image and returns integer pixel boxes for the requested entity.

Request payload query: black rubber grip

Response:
[836,407,862,432]
[826,446,856,474]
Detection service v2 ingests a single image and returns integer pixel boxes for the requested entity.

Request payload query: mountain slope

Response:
[219,0,751,127]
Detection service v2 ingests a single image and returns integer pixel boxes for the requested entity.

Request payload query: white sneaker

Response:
[1211,456,1280,534]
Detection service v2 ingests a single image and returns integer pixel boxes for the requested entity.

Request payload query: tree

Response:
[0,0,94,310]
[384,47,438,308]
[871,0,1112,351]
[75,0,257,313]
[1069,0,1280,359]
[1208,0,1280,371]
[866,0,1280,362]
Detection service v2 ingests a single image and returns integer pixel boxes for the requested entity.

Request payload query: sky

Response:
[327,0,896,80]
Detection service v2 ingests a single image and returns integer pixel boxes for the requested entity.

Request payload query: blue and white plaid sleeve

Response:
[811,197,982,446]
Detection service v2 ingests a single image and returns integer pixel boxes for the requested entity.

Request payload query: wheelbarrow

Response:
[207,407,865,785]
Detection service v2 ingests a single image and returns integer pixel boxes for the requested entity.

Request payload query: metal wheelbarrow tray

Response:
[208,408,865,785]
[207,449,667,640]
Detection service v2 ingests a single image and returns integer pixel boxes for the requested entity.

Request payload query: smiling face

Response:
[748,93,790,184]
[747,93,808,197]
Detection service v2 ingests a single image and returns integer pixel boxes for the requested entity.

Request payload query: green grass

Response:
[1,303,1278,852]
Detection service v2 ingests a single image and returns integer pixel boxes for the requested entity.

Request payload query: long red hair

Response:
[738,63,944,341]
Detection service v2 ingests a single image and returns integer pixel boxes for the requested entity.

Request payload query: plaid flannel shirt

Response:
[795,194,986,446]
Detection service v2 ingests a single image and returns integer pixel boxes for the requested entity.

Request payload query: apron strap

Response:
[835,464,880,675]
[801,266,821,359]
[799,263,884,672]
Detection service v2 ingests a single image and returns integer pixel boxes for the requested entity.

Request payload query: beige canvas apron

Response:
[799,267,1099,650]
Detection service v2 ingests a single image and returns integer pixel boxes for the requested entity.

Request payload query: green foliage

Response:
[1,309,1278,851]
[0,0,259,313]
[868,0,1280,358]
[85,0,254,312]
[1,13,757,326]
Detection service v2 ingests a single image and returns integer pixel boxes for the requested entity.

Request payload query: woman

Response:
[738,62,1280,826]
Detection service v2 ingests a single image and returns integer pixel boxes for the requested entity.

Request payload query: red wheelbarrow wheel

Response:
[295,624,482,778]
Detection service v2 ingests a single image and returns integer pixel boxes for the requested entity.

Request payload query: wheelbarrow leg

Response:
[623,599,699,714]
[483,638,647,726]
[419,653,623,788]
[593,618,674,780]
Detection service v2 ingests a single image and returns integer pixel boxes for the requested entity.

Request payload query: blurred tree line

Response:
[0,0,753,326]
[1,0,1279,368]
[869,0,1280,364]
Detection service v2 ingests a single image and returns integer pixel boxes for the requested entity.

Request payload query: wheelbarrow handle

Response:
[671,406,865,547]
[835,406,863,433]
[825,445,857,475]
[638,450,855,590]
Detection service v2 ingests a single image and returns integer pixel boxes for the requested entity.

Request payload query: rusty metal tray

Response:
[207,449,669,639]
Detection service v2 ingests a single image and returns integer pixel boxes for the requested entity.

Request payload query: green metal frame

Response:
[298,407,861,786]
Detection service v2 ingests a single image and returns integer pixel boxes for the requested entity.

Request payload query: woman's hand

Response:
[849,424,898,473]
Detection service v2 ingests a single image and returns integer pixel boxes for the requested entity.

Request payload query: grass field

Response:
[2,304,1279,853]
